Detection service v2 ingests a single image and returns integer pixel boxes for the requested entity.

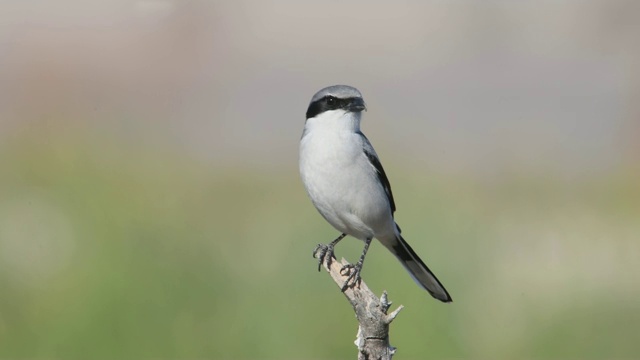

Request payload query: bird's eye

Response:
[326,96,336,105]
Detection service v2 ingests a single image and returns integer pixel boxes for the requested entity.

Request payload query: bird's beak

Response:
[349,98,367,112]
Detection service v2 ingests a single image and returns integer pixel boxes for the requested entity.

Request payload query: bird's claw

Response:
[312,243,336,272]
[339,263,362,291]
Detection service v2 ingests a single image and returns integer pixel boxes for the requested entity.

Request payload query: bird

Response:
[299,85,452,303]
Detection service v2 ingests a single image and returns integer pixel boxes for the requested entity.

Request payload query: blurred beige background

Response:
[0,1,639,359]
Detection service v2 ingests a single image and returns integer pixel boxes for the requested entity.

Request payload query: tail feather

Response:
[387,235,452,303]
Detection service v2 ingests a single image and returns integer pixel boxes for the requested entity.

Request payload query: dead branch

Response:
[316,255,404,360]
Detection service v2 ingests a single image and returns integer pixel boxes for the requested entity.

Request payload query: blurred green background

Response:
[1,1,640,359]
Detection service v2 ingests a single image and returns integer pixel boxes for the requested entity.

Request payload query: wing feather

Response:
[357,131,396,215]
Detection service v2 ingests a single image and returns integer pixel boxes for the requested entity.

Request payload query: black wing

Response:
[357,131,396,215]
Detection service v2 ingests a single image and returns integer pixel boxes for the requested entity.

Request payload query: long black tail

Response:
[386,235,452,303]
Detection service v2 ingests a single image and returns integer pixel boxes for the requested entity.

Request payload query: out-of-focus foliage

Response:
[1,127,638,359]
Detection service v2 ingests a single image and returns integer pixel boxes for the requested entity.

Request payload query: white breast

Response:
[299,110,395,241]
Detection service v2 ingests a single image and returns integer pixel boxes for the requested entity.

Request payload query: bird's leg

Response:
[340,237,373,291]
[312,233,347,271]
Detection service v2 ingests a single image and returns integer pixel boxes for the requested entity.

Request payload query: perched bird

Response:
[299,85,452,302]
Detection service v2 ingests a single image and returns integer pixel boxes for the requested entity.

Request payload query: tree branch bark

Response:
[316,255,404,359]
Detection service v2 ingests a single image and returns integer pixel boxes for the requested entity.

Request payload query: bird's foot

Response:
[312,243,336,272]
[339,262,363,291]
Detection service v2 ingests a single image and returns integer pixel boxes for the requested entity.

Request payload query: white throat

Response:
[304,110,362,135]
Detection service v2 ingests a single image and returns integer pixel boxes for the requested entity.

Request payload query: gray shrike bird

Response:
[299,85,452,303]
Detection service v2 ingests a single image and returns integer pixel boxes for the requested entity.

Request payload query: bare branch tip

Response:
[380,291,393,312]
[385,305,404,324]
